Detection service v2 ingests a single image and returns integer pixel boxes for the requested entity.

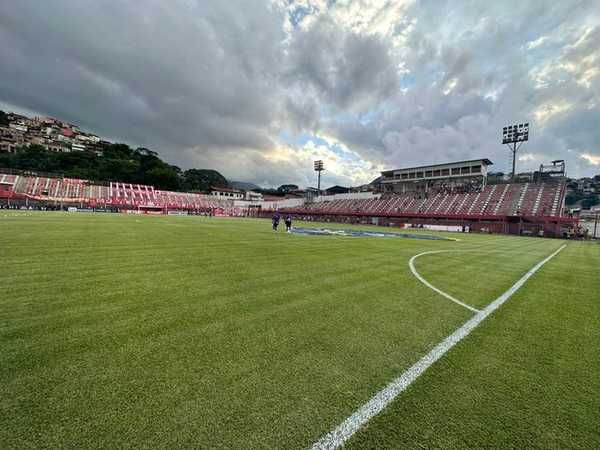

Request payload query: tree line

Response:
[0,143,229,192]
[0,110,9,126]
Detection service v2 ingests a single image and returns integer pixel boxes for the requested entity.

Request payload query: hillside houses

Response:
[0,112,106,155]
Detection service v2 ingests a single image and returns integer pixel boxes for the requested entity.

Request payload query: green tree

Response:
[565,190,585,205]
[145,166,181,190]
[182,169,228,192]
[0,110,8,126]
[0,141,228,193]
[581,195,599,209]
[103,143,134,160]
[277,184,299,193]
[565,194,578,206]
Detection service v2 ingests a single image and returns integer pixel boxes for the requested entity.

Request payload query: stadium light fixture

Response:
[502,122,529,179]
[314,160,324,195]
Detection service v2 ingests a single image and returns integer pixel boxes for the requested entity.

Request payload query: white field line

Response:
[409,250,480,313]
[310,244,566,450]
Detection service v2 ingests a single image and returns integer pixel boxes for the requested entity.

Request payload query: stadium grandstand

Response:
[0,157,578,237]
[0,171,241,215]
[274,158,576,238]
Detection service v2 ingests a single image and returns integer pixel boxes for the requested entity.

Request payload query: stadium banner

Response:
[402,224,463,232]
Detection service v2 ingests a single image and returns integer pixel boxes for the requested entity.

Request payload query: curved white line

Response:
[310,244,567,450]
[409,250,480,313]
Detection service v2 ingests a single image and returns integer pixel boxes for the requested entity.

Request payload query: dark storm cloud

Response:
[285,16,398,112]
[1,0,599,184]
[319,0,600,176]
[0,0,287,157]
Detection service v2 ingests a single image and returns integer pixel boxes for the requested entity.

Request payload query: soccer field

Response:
[1,212,599,449]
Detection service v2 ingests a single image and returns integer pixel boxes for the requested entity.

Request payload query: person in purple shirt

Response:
[272,213,280,231]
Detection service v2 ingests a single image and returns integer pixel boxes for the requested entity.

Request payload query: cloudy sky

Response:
[1,0,599,187]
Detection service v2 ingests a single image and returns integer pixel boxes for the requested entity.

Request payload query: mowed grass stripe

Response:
[312,245,566,450]
[2,244,381,297]
[2,213,472,449]
[346,241,600,449]
[415,238,564,308]
[2,213,590,449]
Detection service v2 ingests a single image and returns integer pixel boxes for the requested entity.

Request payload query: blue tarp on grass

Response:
[290,227,453,241]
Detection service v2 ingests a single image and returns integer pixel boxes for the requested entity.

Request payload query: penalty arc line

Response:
[310,244,567,450]
[409,250,481,313]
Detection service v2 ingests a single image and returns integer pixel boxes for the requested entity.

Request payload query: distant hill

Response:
[229,180,262,191]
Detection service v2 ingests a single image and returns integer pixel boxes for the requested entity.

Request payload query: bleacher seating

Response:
[0,170,567,218]
[0,173,19,187]
[0,172,232,211]
[282,181,566,218]
[107,182,160,206]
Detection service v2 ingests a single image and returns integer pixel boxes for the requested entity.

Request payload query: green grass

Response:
[347,241,600,449]
[1,212,598,449]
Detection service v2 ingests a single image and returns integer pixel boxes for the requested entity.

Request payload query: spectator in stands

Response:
[285,215,292,233]
[272,212,280,231]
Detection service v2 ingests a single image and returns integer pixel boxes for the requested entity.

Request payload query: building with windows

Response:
[380,159,493,194]
[210,187,244,199]
[245,191,263,202]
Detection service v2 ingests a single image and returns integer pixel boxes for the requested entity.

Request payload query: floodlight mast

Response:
[502,123,529,179]
[314,160,324,195]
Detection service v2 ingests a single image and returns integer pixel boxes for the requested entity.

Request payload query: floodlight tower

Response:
[502,122,529,179]
[314,160,324,195]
